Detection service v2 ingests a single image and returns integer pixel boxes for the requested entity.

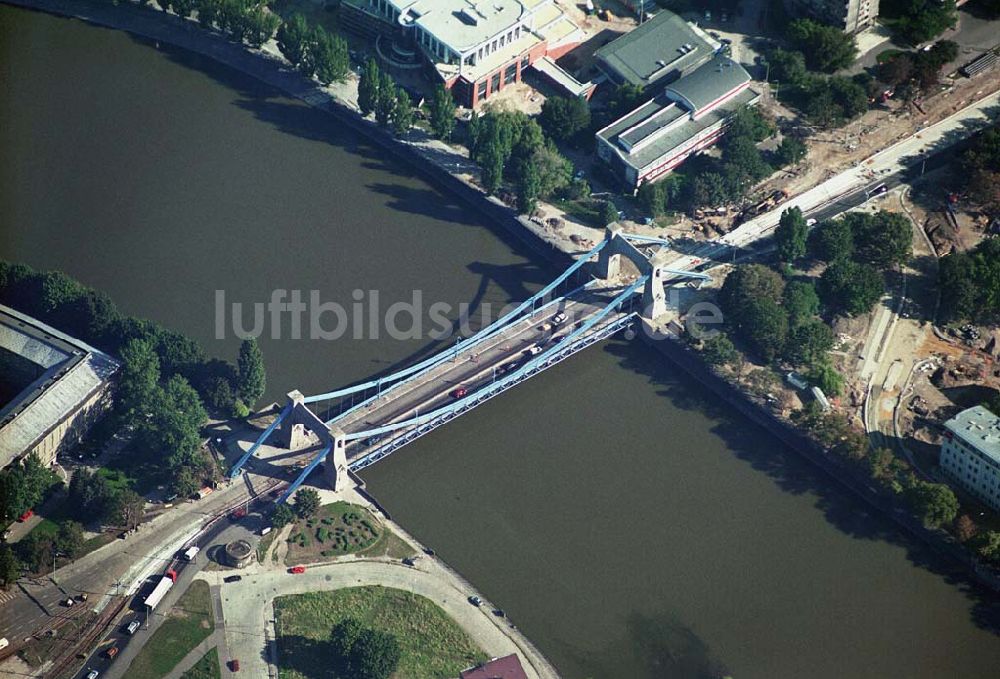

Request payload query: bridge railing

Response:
[301,238,609,407]
[345,276,648,445]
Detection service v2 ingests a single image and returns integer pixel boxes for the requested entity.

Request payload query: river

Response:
[3,5,1000,678]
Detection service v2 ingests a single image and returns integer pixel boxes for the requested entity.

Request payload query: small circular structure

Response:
[224,539,253,569]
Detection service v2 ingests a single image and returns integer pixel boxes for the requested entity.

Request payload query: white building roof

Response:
[0,305,119,467]
[396,0,525,52]
[945,406,1000,466]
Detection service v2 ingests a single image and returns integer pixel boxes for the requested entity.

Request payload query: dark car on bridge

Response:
[451,387,468,399]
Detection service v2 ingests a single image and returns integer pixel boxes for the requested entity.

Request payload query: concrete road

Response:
[202,558,558,679]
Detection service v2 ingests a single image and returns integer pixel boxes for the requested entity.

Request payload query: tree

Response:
[358,58,380,117]
[878,53,915,87]
[850,211,913,268]
[725,106,775,144]
[516,157,541,214]
[819,259,884,316]
[374,71,397,127]
[243,4,280,48]
[149,375,207,469]
[867,447,896,481]
[68,468,116,523]
[56,521,85,559]
[808,219,854,262]
[765,48,808,85]
[975,530,1000,564]
[350,628,401,679]
[391,88,414,135]
[787,19,858,72]
[293,488,321,518]
[720,264,786,313]
[638,181,667,218]
[905,480,959,528]
[312,27,350,84]
[195,0,222,28]
[774,137,807,166]
[721,137,772,189]
[601,200,619,226]
[478,140,506,194]
[702,333,740,367]
[955,514,978,543]
[808,361,844,396]
[110,489,145,530]
[738,298,789,362]
[606,82,645,119]
[883,0,957,45]
[784,319,834,366]
[538,96,591,144]
[775,207,808,262]
[237,338,266,408]
[0,546,19,589]
[428,85,456,140]
[276,12,310,68]
[117,339,161,425]
[783,280,820,328]
[689,171,729,208]
[271,502,295,528]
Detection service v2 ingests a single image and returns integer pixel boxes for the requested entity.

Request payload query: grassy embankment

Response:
[275,586,487,679]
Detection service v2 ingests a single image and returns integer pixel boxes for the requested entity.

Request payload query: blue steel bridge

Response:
[227,227,710,503]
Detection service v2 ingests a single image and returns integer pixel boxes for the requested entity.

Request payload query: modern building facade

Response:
[940,405,1000,511]
[341,0,584,107]
[0,305,119,469]
[596,56,760,190]
[594,10,718,92]
[784,0,880,34]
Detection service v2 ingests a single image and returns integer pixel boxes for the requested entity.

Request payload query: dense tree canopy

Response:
[819,259,884,316]
[775,207,809,262]
[938,238,1000,321]
[786,19,858,72]
[881,0,957,45]
[539,96,591,144]
[428,85,456,140]
[808,218,855,262]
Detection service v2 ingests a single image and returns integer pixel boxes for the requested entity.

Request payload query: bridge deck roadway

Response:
[329,282,637,460]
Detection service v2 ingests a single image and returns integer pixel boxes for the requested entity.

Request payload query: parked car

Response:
[224,575,243,583]
[468,596,482,607]
[230,659,241,672]
[451,387,468,399]
[125,620,141,635]
[105,646,119,660]
[552,312,567,325]
[289,566,306,574]
[17,509,33,522]
[86,670,99,679]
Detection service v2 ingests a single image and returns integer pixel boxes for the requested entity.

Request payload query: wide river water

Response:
[3,6,1000,678]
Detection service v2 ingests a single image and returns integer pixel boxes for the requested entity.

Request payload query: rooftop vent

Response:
[459,8,479,25]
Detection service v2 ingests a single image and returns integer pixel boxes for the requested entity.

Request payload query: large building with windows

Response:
[940,406,1000,511]
[0,305,118,469]
[596,56,759,190]
[341,0,584,108]
[784,0,880,34]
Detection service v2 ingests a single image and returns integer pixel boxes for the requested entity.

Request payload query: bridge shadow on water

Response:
[601,338,1000,638]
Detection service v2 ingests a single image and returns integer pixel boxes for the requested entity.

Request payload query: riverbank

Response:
[640,319,1000,593]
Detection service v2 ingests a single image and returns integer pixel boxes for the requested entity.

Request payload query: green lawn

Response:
[180,647,221,679]
[128,580,215,679]
[284,502,413,565]
[274,586,486,679]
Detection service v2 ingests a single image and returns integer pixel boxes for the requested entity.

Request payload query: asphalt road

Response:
[330,288,631,460]
[71,510,265,679]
